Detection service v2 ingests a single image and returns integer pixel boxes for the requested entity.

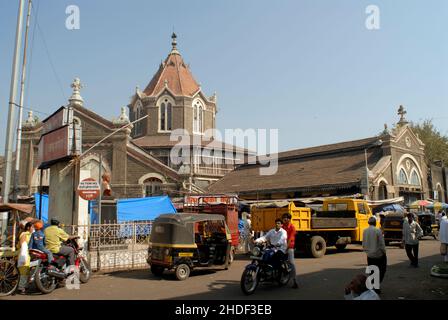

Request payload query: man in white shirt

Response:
[255,219,287,267]
[402,212,424,267]
[344,274,380,300]
[439,212,448,263]
[362,216,387,292]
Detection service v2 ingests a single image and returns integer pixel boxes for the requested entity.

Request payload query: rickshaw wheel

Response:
[175,264,190,281]
[0,258,20,297]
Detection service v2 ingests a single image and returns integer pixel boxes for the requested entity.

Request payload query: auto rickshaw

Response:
[382,211,406,246]
[416,212,438,239]
[147,213,232,280]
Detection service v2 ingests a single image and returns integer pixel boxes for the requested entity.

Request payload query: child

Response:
[29,220,54,264]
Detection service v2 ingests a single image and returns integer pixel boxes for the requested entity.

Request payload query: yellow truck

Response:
[251,198,379,258]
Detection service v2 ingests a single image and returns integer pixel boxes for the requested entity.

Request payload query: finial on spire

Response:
[69,77,84,107]
[170,32,179,54]
[397,105,409,126]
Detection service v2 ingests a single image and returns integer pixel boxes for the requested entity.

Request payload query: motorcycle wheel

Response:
[35,266,57,294]
[79,258,92,283]
[240,268,259,295]
[277,262,291,286]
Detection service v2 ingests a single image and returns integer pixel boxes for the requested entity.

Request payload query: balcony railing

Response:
[193,166,234,177]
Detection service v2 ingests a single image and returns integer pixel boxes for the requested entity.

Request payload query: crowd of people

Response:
[239,208,448,300]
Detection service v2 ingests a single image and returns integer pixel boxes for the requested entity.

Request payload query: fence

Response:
[64,221,152,272]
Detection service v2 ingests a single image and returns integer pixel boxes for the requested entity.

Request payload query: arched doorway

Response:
[378,181,388,200]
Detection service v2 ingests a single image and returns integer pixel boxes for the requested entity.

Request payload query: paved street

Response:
[3,239,447,300]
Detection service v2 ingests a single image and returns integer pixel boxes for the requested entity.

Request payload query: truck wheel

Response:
[335,244,347,251]
[310,236,326,258]
[175,264,190,281]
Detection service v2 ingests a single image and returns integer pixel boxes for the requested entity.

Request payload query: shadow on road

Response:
[168,253,448,300]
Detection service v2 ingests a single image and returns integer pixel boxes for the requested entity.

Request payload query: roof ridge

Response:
[174,54,184,95]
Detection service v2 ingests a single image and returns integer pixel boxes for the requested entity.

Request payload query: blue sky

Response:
[1,0,447,154]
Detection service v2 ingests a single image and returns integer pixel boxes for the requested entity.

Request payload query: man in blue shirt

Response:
[29,220,54,263]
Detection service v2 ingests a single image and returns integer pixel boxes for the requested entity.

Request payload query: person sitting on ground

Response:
[29,220,54,264]
[344,274,380,300]
[44,218,77,266]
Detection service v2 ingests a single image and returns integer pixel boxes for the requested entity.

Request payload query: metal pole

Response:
[38,169,43,220]
[3,0,25,203]
[12,0,32,202]
[98,154,102,224]
[365,149,369,200]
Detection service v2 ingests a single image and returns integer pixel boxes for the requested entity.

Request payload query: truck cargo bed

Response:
[311,218,357,229]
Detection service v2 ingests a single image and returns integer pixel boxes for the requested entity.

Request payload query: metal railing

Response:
[64,221,152,272]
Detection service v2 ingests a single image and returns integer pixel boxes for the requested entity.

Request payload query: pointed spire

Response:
[23,110,38,128]
[170,32,179,55]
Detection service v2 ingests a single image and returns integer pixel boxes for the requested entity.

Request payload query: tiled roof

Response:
[143,51,200,97]
[132,135,248,153]
[208,137,384,194]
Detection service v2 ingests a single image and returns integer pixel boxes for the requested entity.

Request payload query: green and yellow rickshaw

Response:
[147,213,232,280]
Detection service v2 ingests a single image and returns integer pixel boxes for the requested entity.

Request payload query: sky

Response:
[0,0,447,155]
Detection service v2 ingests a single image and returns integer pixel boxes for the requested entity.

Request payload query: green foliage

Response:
[411,120,448,165]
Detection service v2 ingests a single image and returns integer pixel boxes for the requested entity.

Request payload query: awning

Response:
[0,203,34,214]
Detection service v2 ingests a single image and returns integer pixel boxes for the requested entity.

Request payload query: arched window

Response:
[144,178,163,197]
[398,168,408,185]
[159,98,172,131]
[193,100,204,133]
[378,181,388,200]
[410,170,421,186]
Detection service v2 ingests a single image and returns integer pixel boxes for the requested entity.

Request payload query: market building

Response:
[1,34,248,200]
[208,106,448,205]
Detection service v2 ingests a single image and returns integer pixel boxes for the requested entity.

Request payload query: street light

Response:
[364,139,383,200]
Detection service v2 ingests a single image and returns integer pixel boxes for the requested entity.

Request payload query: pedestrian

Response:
[439,212,448,263]
[402,212,424,267]
[344,274,380,300]
[17,221,34,294]
[282,213,298,289]
[362,216,387,293]
[29,220,54,264]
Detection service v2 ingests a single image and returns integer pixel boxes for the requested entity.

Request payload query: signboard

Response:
[42,107,72,135]
[184,195,238,207]
[38,106,82,168]
[38,125,70,165]
[78,178,101,201]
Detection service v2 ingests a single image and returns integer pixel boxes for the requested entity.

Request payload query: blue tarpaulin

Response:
[34,193,49,223]
[116,195,177,222]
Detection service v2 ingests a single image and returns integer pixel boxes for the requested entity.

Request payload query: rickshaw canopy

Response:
[150,213,227,245]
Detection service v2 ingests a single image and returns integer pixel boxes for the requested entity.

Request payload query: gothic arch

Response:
[395,154,423,180]
[80,153,112,177]
[138,172,167,185]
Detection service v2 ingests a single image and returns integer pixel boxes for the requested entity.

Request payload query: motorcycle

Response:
[240,243,292,295]
[29,237,92,294]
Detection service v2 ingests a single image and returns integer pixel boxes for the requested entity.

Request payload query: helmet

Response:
[50,218,60,226]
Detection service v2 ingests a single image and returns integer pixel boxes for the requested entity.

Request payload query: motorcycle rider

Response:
[44,218,76,266]
[29,220,54,264]
[254,218,288,269]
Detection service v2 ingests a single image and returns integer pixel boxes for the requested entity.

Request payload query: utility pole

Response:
[3,0,25,203]
[98,153,102,224]
[12,0,33,202]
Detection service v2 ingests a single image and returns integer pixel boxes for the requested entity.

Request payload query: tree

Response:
[411,120,448,165]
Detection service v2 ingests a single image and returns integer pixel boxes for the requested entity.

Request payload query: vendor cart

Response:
[0,203,35,296]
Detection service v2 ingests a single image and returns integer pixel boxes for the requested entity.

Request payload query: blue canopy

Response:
[116,195,177,222]
[373,203,405,214]
[34,193,49,223]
